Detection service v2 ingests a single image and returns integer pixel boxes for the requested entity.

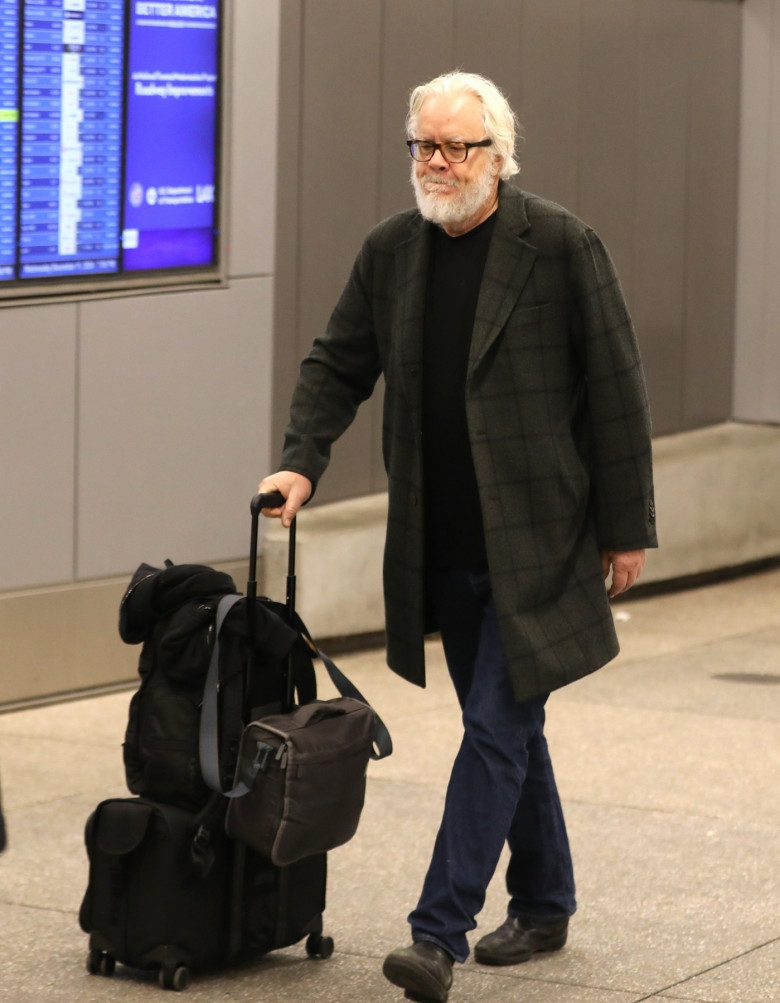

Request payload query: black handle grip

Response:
[251,491,286,515]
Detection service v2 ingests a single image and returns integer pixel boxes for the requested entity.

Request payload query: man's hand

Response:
[257,471,312,528]
[601,548,646,598]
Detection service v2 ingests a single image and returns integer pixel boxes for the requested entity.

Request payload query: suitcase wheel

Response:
[86,948,116,977]
[305,932,334,960]
[159,963,191,992]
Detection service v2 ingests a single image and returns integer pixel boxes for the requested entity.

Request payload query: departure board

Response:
[0,0,220,288]
[0,0,18,278]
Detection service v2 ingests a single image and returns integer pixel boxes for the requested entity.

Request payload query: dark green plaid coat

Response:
[281,183,657,702]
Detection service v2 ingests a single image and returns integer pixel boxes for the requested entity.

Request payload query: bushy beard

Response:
[411,160,497,229]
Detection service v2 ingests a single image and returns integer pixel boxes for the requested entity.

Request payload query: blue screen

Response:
[122,1,218,270]
[0,0,220,284]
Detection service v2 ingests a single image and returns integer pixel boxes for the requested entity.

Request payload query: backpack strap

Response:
[199,593,243,794]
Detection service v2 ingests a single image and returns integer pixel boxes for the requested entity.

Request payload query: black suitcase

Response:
[79,798,329,990]
[79,492,333,991]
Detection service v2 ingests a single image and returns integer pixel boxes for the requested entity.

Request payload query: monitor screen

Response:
[1,0,221,291]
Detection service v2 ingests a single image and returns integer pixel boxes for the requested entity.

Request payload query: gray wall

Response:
[273,0,742,505]
[734,0,780,423]
[1,1,280,704]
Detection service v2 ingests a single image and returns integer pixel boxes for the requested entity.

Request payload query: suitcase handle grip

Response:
[251,491,286,515]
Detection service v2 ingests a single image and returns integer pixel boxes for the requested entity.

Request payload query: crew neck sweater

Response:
[422,213,496,571]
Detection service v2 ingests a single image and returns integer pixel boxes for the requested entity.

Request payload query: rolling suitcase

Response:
[80,492,336,991]
[79,797,330,990]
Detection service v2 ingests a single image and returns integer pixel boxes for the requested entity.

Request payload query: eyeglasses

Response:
[406,139,493,164]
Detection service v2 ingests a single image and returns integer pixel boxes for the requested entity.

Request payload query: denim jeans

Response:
[408,568,576,963]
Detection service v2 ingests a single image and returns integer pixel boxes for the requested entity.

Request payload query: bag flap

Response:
[253,698,376,761]
[95,800,155,856]
[258,697,368,734]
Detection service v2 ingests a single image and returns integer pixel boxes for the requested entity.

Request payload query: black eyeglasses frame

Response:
[406,138,493,164]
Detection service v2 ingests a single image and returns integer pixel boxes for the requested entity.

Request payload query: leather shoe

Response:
[382,941,454,1002]
[474,915,569,966]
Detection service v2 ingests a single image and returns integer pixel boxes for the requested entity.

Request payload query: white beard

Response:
[411,160,497,229]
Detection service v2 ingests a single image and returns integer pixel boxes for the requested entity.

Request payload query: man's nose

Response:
[429,147,450,170]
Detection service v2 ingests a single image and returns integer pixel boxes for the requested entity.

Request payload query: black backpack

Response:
[119,562,316,812]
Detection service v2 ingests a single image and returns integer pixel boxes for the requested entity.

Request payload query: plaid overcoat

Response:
[281,182,657,702]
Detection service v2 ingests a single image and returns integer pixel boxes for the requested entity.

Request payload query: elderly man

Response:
[260,71,656,1003]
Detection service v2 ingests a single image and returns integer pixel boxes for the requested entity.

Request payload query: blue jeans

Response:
[409,568,576,963]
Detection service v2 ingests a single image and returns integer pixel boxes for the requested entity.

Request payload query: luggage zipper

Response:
[249,738,289,774]
[255,723,292,769]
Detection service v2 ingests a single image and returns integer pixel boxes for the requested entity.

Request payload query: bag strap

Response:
[284,607,392,760]
[299,631,393,761]
[200,595,393,798]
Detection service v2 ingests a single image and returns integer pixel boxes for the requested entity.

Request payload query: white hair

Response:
[406,71,521,179]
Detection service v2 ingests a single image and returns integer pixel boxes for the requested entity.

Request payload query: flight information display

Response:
[0,0,221,287]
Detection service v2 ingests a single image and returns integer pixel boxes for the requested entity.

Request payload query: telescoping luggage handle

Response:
[198,494,392,799]
[251,491,297,710]
[249,492,391,761]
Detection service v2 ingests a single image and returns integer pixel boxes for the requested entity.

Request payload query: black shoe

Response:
[474,915,569,966]
[382,941,454,1003]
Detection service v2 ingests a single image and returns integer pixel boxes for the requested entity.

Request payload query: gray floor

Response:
[1,568,779,1002]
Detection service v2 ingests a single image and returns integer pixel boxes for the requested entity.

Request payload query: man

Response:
[259,71,656,1003]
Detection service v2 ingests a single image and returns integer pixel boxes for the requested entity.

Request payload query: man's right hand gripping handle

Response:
[257,471,313,528]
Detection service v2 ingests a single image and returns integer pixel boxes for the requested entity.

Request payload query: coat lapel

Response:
[393,218,431,426]
[468,186,537,375]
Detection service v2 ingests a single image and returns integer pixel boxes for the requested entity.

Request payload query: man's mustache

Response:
[420,176,459,188]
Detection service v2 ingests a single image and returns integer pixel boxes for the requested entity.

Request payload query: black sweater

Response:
[422,214,496,571]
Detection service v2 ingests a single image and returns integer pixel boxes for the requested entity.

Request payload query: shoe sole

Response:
[474,933,568,967]
[382,956,450,1003]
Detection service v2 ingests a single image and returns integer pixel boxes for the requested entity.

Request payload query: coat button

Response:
[409,492,418,507]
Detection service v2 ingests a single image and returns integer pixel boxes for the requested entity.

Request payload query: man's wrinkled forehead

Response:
[413,90,487,138]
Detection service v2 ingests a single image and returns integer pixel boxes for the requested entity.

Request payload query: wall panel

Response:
[378,0,454,221]
[273,0,384,502]
[518,0,582,211]
[227,0,280,277]
[453,0,524,112]
[78,279,274,579]
[683,0,741,428]
[734,0,780,423]
[272,0,304,456]
[297,0,383,364]
[631,1,690,431]
[0,306,77,590]
[578,0,640,304]
[766,5,780,420]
